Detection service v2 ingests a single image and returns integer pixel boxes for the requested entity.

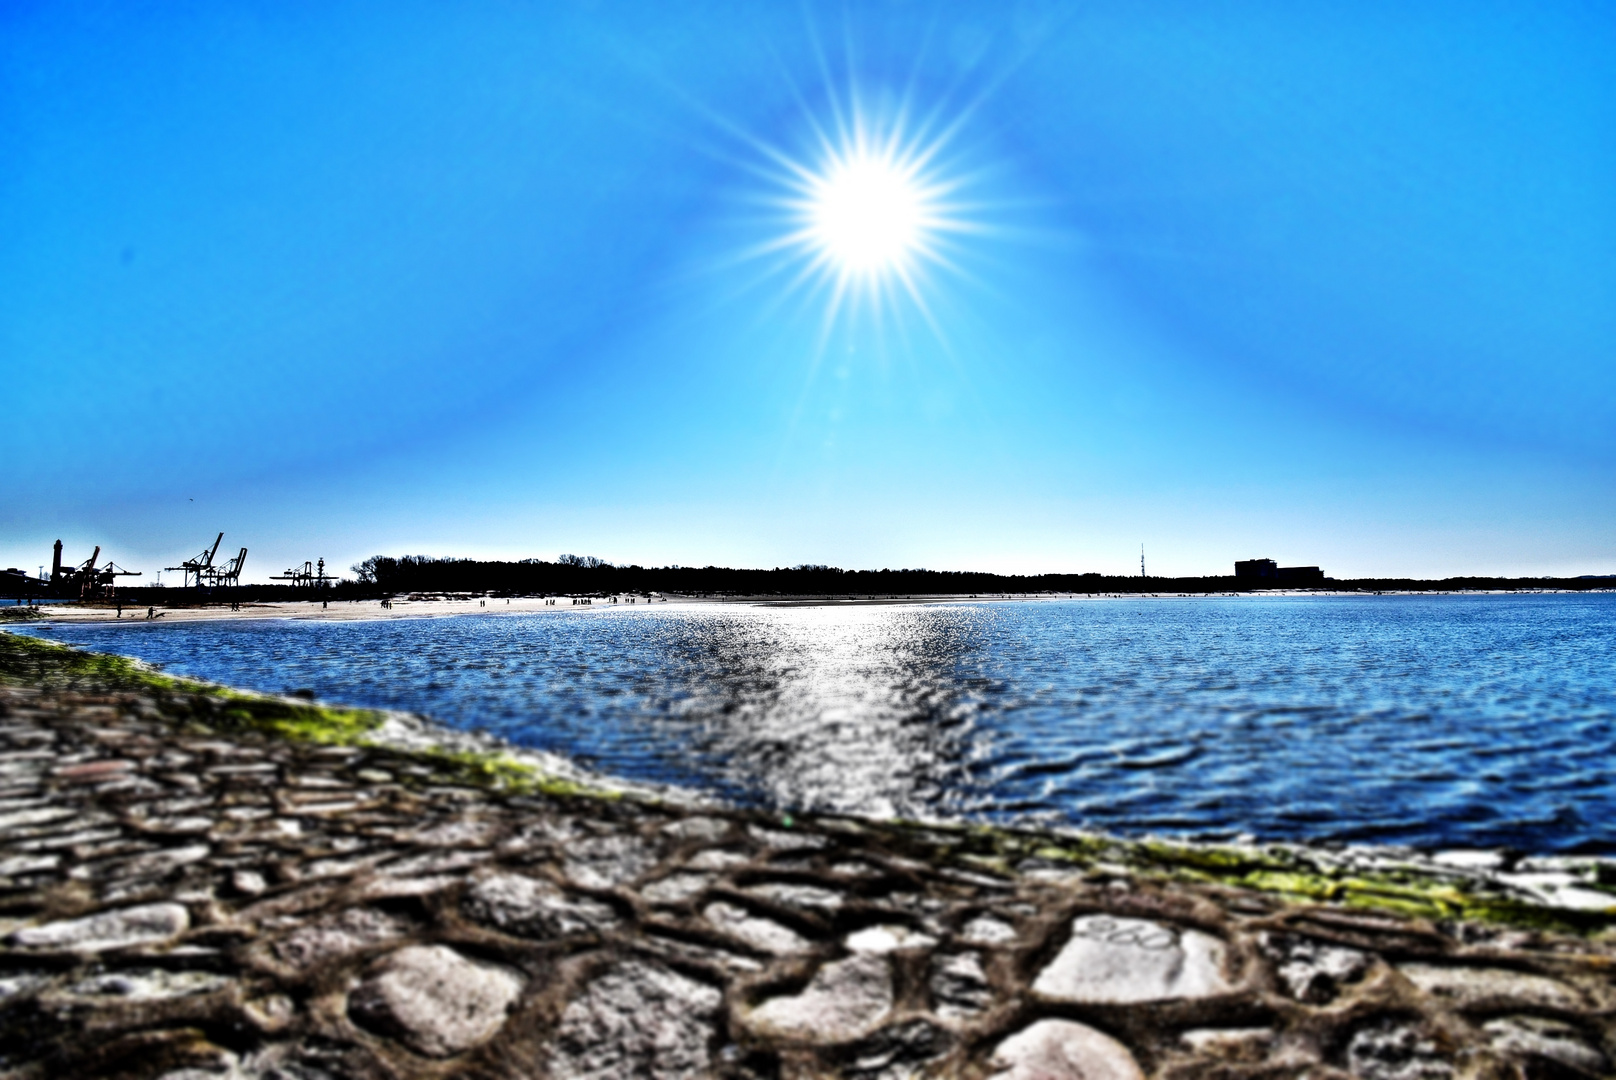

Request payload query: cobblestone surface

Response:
[1,682,1614,1079]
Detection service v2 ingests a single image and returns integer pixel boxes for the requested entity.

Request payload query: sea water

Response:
[21,593,1616,853]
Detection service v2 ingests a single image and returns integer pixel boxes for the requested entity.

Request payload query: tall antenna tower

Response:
[1140,544,1146,578]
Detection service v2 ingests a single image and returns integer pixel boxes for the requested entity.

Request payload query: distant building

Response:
[1235,558,1278,581]
[1235,558,1325,587]
[2,568,40,597]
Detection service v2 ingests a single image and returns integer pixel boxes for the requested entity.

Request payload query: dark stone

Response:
[840,1019,953,1080]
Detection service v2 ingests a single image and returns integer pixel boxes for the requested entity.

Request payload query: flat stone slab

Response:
[9,902,188,953]
[1484,1015,1609,1075]
[1033,914,1232,1003]
[563,834,658,888]
[703,901,809,955]
[846,924,938,953]
[642,872,712,905]
[548,959,721,1080]
[745,953,894,1043]
[990,1019,1145,1080]
[350,944,524,1058]
[58,968,228,1001]
[1397,962,1582,1010]
[746,882,844,912]
[961,915,1018,944]
[271,906,409,970]
[463,872,619,937]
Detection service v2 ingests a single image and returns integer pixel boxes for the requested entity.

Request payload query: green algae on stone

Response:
[871,814,1616,936]
[0,630,384,743]
[0,629,206,695]
[215,698,383,744]
[407,745,621,801]
[0,630,593,799]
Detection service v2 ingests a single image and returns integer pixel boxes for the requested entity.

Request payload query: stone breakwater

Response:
[1,677,1615,1076]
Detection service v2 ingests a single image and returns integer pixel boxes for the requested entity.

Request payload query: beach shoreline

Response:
[13,586,1614,626]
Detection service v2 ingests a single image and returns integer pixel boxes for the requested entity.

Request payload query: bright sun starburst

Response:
[807,148,932,277]
[748,91,971,332]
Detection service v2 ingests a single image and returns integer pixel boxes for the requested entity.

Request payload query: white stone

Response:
[961,916,1018,945]
[747,882,844,913]
[746,953,893,1043]
[846,925,938,953]
[463,873,617,937]
[1181,1028,1275,1055]
[703,901,810,955]
[1484,1016,1607,1075]
[0,806,76,832]
[62,969,228,1001]
[10,902,188,953]
[747,824,827,851]
[643,873,712,905]
[990,1019,1145,1080]
[1429,850,1506,871]
[662,816,732,843]
[563,834,658,888]
[686,849,749,870]
[0,974,49,1001]
[1032,915,1231,1003]
[272,907,408,970]
[1398,963,1581,1010]
[349,944,523,1058]
[232,870,267,896]
[0,854,59,877]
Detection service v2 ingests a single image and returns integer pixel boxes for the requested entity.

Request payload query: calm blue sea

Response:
[20,594,1616,853]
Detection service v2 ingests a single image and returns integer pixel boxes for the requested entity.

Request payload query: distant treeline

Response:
[8,555,1610,604]
[336,555,1615,597]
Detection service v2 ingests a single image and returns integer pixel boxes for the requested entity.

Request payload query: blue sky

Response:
[3,1,1612,581]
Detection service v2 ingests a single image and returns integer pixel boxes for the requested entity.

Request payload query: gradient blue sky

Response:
[3,2,1612,581]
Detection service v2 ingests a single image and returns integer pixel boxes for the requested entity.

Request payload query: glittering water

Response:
[22,594,1616,852]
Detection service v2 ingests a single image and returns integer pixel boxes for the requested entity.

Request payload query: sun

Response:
[747,93,968,327]
[807,149,932,277]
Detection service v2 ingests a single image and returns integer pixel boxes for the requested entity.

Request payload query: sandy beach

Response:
[12,590,1431,625]
[19,595,676,624]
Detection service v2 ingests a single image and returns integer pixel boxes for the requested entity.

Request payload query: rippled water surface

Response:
[24,594,1616,852]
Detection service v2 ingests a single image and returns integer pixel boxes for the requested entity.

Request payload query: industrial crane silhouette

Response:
[270,558,334,588]
[48,540,141,599]
[166,533,247,589]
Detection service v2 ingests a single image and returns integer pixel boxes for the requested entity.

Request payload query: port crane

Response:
[271,558,334,588]
[166,533,247,589]
[48,540,141,599]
